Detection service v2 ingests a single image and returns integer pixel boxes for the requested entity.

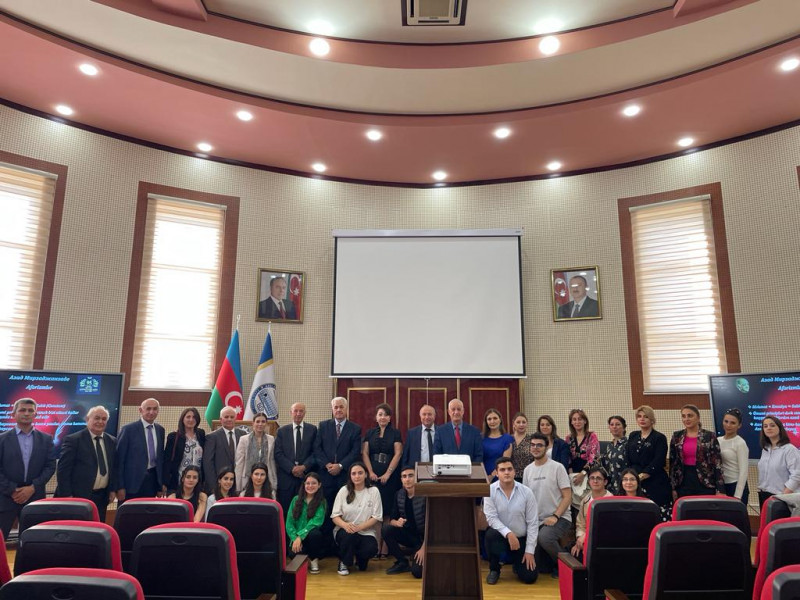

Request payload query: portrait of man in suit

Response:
[554,269,602,321]
[55,405,117,522]
[115,397,165,503]
[0,398,56,538]
[202,405,245,493]
[257,271,303,322]
[274,402,317,514]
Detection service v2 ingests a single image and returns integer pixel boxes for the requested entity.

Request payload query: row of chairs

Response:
[557,495,800,600]
[0,497,307,600]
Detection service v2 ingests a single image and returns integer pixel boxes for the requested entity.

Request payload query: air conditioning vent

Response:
[403,0,467,26]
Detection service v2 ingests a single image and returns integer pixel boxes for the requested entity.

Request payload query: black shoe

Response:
[386,560,411,575]
[486,570,500,585]
[357,558,369,572]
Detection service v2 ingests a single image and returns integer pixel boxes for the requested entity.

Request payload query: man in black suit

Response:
[432,399,483,463]
[55,405,117,522]
[115,397,165,503]
[274,402,317,514]
[202,406,245,493]
[402,404,437,468]
[314,396,361,530]
[557,275,599,318]
[0,398,56,538]
[258,276,297,320]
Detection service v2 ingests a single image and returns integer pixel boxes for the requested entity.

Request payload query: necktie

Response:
[228,430,236,459]
[336,421,342,439]
[425,428,433,462]
[295,425,302,458]
[454,425,461,449]
[279,301,287,319]
[95,436,107,476]
[571,302,580,318]
[146,424,157,468]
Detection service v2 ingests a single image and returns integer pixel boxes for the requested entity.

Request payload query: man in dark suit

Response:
[115,397,165,503]
[432,399,483,463]
[55,405,117,522]
[314,396,361,530]
[202,405,245,493]
[557,275,599,318]
[258,276,297,320]
[402,404,437,468]
[0,398,56,538]
[274,402,317,514]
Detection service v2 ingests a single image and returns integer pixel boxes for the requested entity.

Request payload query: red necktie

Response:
[279,302,287,319]
[454,425,461,449]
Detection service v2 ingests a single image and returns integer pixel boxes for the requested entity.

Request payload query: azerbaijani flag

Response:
[204,330,244,425]
[245,326,279,420]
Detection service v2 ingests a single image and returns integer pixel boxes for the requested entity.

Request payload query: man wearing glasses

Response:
[521,432,572,578]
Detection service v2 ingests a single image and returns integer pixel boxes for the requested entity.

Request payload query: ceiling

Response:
[0,0,798,185]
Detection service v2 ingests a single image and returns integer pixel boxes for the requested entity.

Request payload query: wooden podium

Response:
[416,464,490,600]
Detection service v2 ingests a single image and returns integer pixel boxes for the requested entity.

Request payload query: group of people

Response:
[2,394,799,586]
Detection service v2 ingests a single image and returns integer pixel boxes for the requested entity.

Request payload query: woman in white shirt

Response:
[234,412,277,497]
[718,408,750,504]
[330,462,383,576]
[757,415,800,508]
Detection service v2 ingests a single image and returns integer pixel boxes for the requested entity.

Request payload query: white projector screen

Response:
[332,230,525,377]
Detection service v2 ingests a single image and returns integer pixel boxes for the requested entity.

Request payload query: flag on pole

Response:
[245,325,279,420]
[205,329,244,424]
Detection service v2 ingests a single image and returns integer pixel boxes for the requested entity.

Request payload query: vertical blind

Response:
[630,195,727,393]
[130,195,225,390]
[0,163,56,369]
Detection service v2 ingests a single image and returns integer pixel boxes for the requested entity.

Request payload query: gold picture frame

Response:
[256,268,305,323]
[551,266,602,322]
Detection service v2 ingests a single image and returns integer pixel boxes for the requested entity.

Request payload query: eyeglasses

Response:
[530,443,546,448]
[588,476,606,482]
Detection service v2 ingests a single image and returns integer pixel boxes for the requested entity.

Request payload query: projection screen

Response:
[331,229,525,377]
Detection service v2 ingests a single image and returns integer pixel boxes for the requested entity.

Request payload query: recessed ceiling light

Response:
[78,63,99,76]
[366,129,383,141]
[309,38,330,57]
[197,142,213,152]
[432,171,447,181]
[493,127,511,139]
[538,36,560,56]
[307,20,333,36]
[312,162,327,173]
[780,57,799,72]
[546,161,562,171]
[533,18,563,35]
[236,110,253,122]
[55,104,74,116]
[622,104,641,117]
[677,137,694,148]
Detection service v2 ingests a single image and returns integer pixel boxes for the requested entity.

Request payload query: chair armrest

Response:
[255,594,277,600]
[604,589,630,600]
[285,553,308,574]
[558,551,585,571]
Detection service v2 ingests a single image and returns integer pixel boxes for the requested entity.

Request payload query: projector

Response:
[432,454,472,476]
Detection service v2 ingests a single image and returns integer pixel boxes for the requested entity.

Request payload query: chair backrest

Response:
[18,498,99,535]
[113,498,193,573]
[206,497,285,600]
[14,520,122,576]
[755,497,792,567]
[0,568,143,600]
[753,517,800,600]
[0,530,11,585]
[582,497,661,599]
[643,520,751,600]
[130,522,239,600]
[761,565,800,600]
[673,495,752,538]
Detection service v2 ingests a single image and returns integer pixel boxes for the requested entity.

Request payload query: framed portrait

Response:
[256,268,304,323]
[551,266,602,322]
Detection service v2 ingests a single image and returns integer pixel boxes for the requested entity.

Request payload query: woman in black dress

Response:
[626,405,671,520]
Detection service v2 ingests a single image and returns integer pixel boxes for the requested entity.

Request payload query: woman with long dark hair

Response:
[242,462,271,498]
[205,466,237,519]
[564,409,600,486]
[537,415,570,470]
[164,407,206,494]
[168,465,207,522]
[618,468,644,497]
[286,472,327,574]
[481,408,513,481]
[235,412,277,497]
[668,404,725,499]
[362,402,402,548]
[510,413,534,481]
[757,415,800,507]
[719,408,750,504]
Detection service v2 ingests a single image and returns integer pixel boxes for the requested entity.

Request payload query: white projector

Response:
[432,454,472,476]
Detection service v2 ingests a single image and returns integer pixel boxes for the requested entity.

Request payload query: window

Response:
[122,183,239,404]
[0,160,62,369]
[619,183,740,409]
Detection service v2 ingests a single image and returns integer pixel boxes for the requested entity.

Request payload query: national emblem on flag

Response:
[246,327,279,420]
[205,329,244,424]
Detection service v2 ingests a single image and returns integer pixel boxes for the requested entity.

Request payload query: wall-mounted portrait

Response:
[552,266,602,322]
[256,269,304,323]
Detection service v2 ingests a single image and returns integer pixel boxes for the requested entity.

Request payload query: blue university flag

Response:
[245,326,278,420]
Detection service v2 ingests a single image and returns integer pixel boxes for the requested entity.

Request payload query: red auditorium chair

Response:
[18,497,99,535]
[760,565,800,600]
[0,567,143,600]
[0,531,11,585]
[557,497,660,600]
[130,522,240,600]
[113,498,193,573]
[752,517,800,600]
[14,520,122,576]
[207,497,308,600]
[673,494,752,538]
[605,520,751,600]
[754,497,792,568]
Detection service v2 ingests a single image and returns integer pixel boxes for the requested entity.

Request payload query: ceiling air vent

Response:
[403,0,467,26]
